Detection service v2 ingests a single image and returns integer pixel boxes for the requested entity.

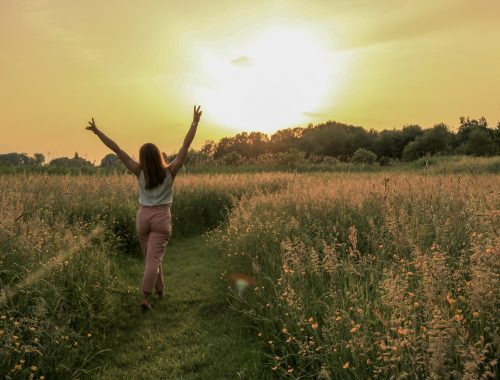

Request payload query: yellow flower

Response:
[350,324,361,333]
[343,362,350,369]
[446,293,456,305]
[453,314,463,322]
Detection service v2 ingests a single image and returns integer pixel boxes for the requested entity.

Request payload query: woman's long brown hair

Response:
[139,143,167,189]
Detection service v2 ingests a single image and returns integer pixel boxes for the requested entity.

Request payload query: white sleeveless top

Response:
[138,169,173,206]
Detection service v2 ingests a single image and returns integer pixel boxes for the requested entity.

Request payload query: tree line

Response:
[1,116,499,170]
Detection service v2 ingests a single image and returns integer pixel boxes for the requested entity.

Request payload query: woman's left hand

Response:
[193,105,202,124]
[86,117,98,133]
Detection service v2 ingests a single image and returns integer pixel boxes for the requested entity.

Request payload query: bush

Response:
[351,148,377,164]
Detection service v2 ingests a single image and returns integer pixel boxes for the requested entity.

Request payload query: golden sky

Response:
[1,0,500,162]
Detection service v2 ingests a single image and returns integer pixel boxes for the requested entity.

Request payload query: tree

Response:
[402,123,453,161]
[459,128,497,156]
[220,151,242,166]
[34,153,45,165]
[200,140,217,157]
[100,153,122,168]
[454,117,497,155]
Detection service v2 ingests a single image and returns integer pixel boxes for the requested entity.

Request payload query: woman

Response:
[86,105,202,310]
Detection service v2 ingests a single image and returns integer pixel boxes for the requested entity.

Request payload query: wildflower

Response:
[343,362,350,369]
[31,366,38,372]
[0,330,3,336]
[271,366,278,371]
[286,336,293,343]
[73,341,78,346]
[0,315,6,320]
[87,333,92,337]
[472,311,480,318]
[268,340,273,345]
[335,316,342,321]
[287,368,294,373]
[397,328,410,335]
[312,323,319,329]
[282,328,288,334]
[40,377,46,380]
[14,321,20,327]
[308,317,314,323]
[257,332,262,337]
[350,324,361,333]
[12,335,19,341]
[453,314,463,322]
[33,337,39,343]
[446,293,456,305]
[274,355,280,360]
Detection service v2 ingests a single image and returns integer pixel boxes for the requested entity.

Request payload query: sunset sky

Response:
[1,0,500,162]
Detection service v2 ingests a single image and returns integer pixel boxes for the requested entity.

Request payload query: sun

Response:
[193,26,341,134]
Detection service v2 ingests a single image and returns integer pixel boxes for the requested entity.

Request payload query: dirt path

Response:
[95,235,262,380]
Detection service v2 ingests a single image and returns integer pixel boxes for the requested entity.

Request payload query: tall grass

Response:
[0,172,288,377]
[1,172,498,378]
[217,173,500,378]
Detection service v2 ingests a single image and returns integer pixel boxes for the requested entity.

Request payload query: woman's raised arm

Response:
[86,118,141,177]
[168,105,202,177]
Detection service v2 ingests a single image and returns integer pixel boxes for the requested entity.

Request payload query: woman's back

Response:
[138,168,173,206]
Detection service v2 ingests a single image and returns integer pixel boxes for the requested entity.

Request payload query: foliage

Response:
[351,148,377,164]
[217,173,500,379]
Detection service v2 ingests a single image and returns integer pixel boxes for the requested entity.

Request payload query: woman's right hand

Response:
[86,117,98,133]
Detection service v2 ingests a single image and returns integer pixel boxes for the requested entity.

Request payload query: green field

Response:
[1,169,499,379]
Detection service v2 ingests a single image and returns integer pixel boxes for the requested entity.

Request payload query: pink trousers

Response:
[136,205,172,293]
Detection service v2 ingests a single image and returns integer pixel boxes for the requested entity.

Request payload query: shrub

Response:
[351,148,377,164]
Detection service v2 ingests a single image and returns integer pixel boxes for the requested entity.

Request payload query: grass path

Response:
[95,235,263,380]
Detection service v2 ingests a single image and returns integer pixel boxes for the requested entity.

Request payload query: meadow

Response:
[0,164,499,378]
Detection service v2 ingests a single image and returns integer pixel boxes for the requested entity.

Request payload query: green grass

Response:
[94,236,264,380]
